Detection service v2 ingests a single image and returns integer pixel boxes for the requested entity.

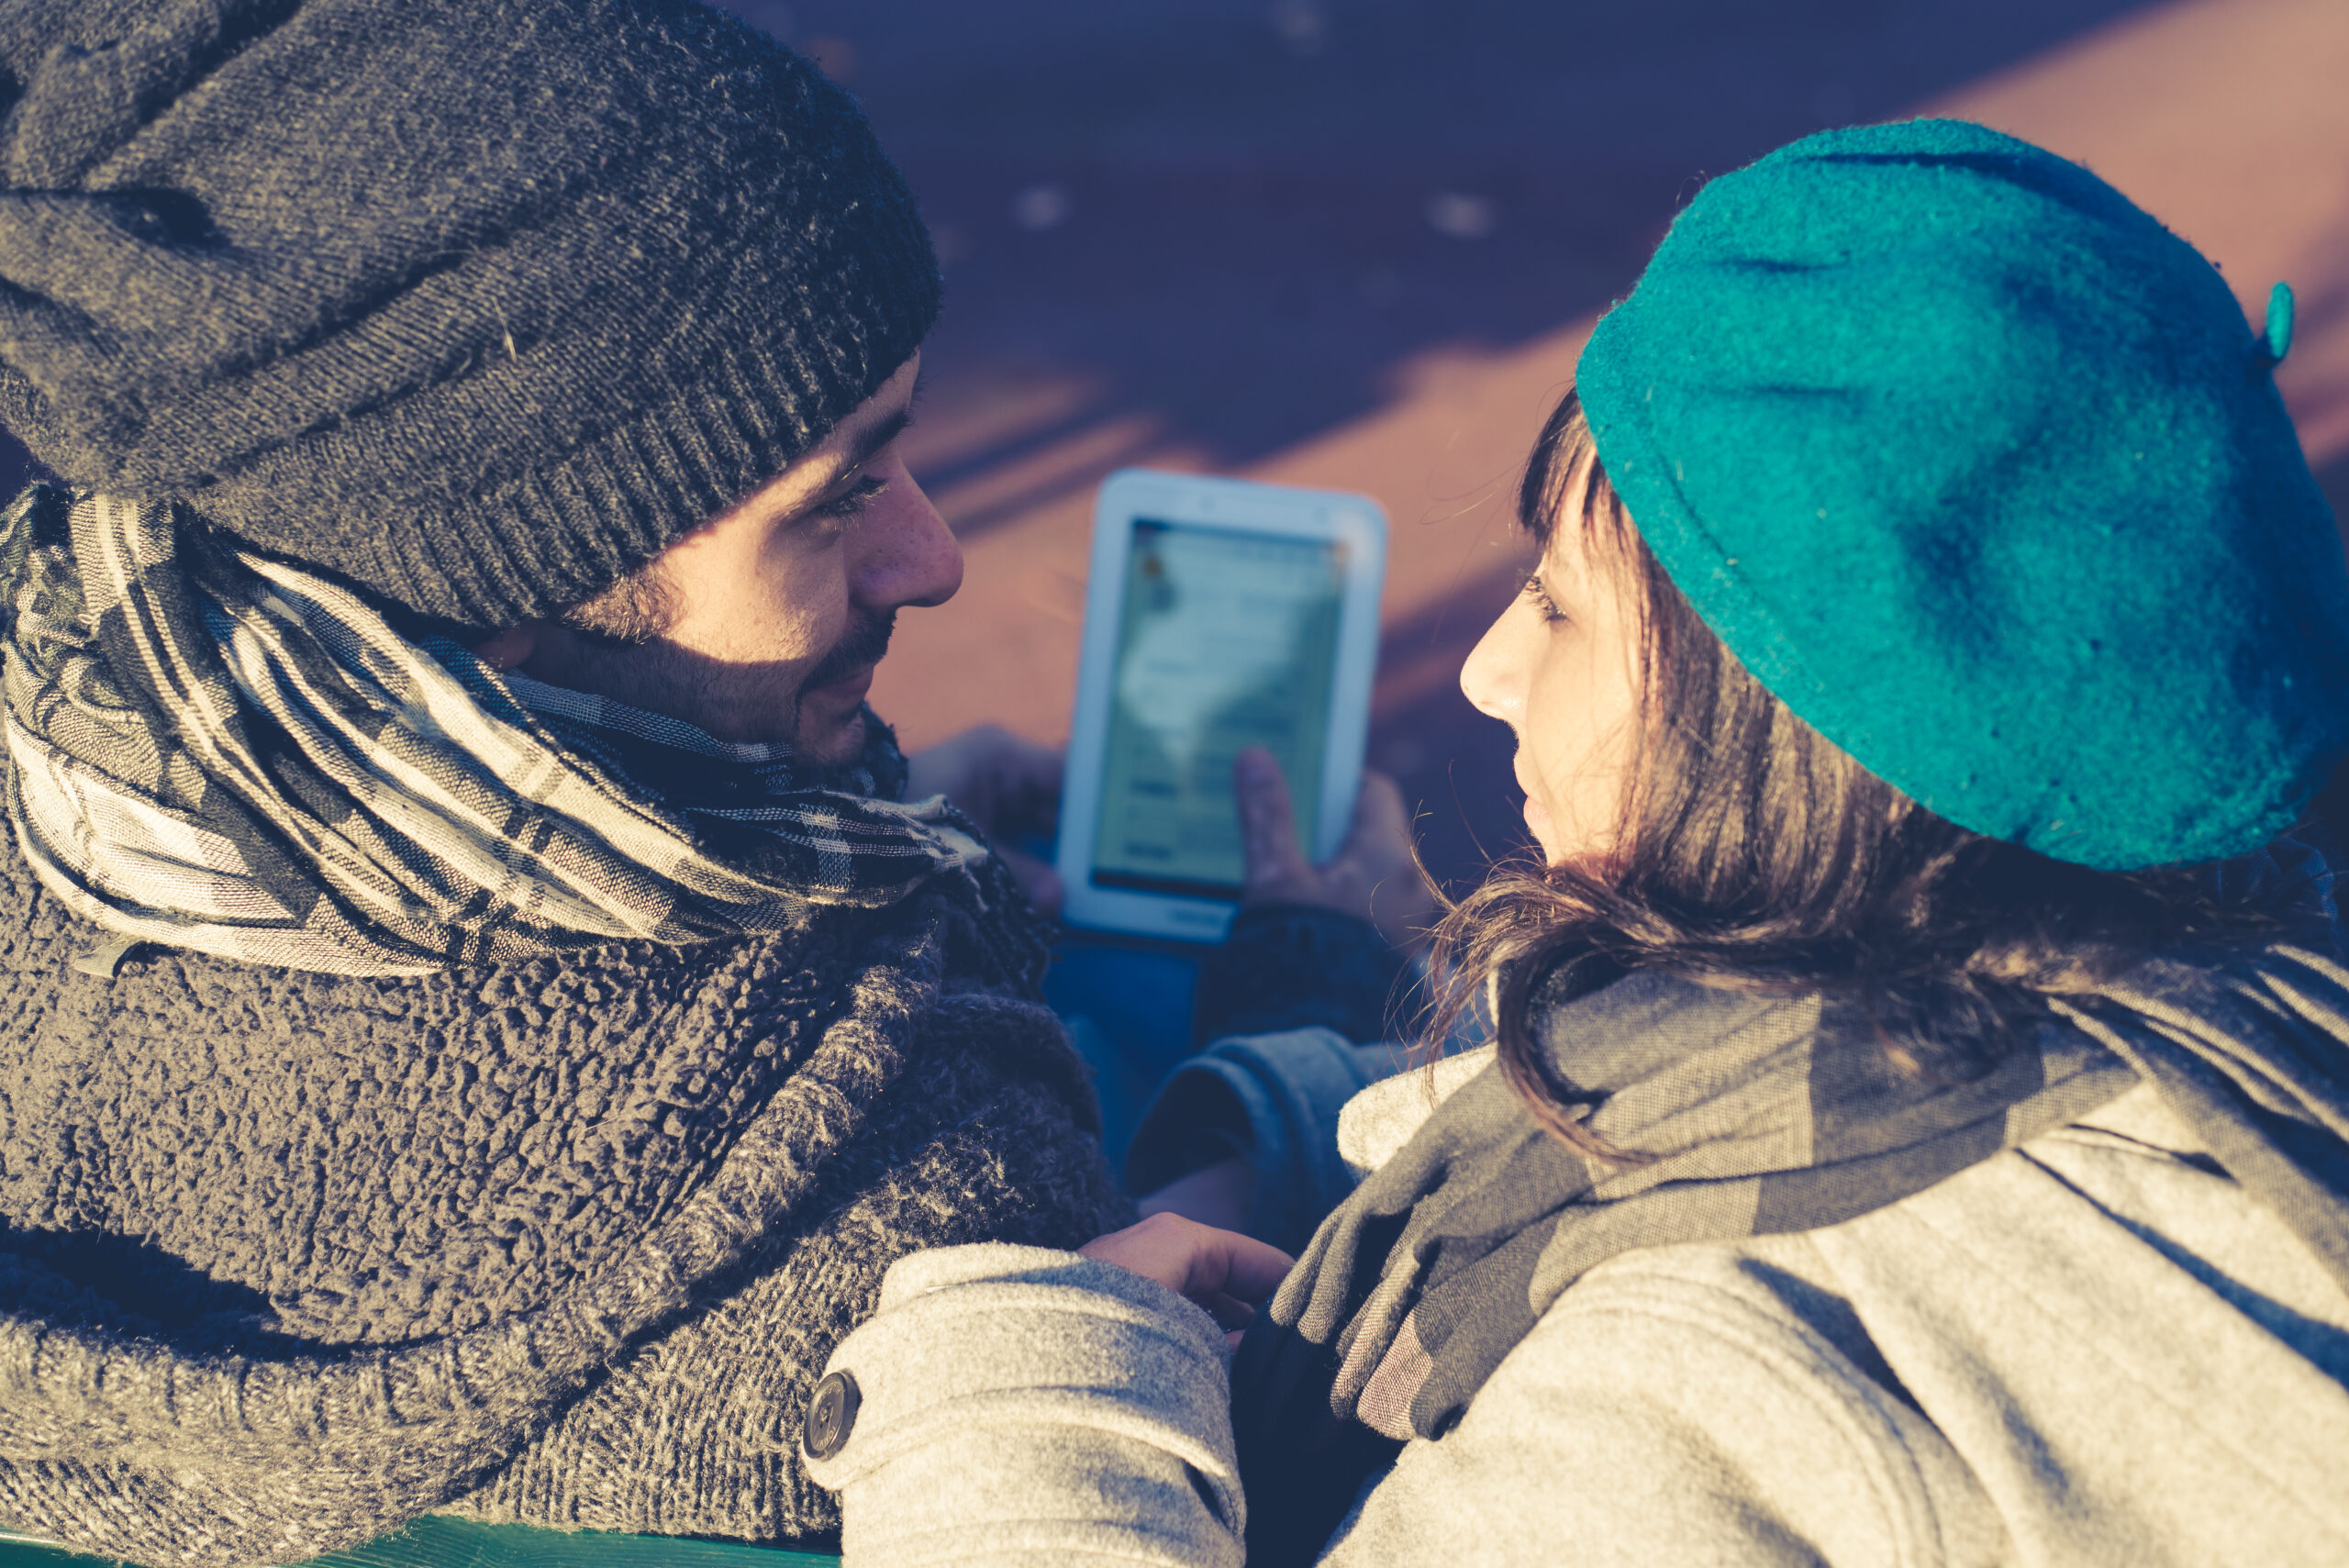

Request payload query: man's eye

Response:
[814,475,887,523]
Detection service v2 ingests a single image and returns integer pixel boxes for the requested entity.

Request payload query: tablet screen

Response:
[1090,518,1349,900]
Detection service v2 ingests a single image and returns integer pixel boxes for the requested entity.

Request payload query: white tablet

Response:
[1057,469,1387,942]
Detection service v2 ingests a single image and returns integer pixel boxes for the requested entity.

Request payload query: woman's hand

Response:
[906,723,1064,914]
[1080,1212,1294,1341]
[1234,746,1437,951]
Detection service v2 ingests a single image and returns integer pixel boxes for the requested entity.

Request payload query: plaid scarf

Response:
[0,484,1026,979]
[1232,910,2349,1564]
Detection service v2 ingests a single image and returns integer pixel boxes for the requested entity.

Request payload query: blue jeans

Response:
[1042,934,1207,1174]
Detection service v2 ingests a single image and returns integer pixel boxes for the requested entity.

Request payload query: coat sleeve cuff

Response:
[803,1244,1243,1568]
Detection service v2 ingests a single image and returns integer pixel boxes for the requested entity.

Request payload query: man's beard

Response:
[547,610,896,757]
[796,610,896,713]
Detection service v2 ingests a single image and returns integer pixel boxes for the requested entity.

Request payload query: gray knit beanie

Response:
[0,0,941,630]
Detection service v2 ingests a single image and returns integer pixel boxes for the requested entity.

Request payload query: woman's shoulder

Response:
[1320,930,2349,1562]
[1804,1081,2349,1561]
[1329,1222,2005,1568]
[1375,1082,2349,1567]
[1535,1076,2345,1389]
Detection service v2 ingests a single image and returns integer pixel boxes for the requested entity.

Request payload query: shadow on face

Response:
[476,356,957,762]
[533,608,902,763]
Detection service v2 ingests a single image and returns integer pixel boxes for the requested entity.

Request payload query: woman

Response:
[803,119,2349,1564]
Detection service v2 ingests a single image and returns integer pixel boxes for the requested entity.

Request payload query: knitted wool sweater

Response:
[0,818,1125,1565]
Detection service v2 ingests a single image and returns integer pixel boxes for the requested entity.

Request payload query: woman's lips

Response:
[1514,762,1549,834]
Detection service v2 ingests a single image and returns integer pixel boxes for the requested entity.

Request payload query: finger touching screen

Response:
[1092,520,1347,899]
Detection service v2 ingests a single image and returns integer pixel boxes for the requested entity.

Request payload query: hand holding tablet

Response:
[1056,470,1388,941]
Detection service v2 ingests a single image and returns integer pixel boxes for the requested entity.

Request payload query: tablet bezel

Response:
[1056,468,1388,943]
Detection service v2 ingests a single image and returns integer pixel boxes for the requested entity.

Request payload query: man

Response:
[0,2,1118,1562]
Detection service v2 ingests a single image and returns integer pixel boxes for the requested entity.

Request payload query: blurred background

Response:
[715,0,2349,892]
[11,0,2343,894]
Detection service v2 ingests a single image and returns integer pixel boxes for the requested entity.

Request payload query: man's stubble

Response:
[556,561,896,756]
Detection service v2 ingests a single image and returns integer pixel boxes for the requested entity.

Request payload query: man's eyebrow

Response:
[826,407,914,488]
[775,401,915,521]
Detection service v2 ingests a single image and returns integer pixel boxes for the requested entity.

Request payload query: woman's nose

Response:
[1460,609,1527,727]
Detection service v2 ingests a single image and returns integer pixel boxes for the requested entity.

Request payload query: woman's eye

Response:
[1521,573,1566,624]
[814,474,887,524]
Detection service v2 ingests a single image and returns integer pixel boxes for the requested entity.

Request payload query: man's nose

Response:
[852,472,963,614]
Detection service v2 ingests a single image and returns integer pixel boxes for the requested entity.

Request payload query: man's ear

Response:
[471,623,540,672]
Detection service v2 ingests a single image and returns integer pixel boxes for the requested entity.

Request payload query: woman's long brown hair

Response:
[1422,390,2289,1159]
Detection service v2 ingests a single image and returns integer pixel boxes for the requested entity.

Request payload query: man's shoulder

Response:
[0,815,855,1062]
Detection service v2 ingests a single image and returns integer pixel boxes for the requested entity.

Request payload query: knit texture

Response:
[0,0,940,630]
[0,825,1126,1565]
[1576,118,2349,871]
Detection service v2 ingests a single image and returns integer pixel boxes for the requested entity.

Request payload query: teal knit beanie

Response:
[1576,118,2349,872]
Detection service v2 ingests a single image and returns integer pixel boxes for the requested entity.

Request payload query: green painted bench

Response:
[0,1520,839,1568]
